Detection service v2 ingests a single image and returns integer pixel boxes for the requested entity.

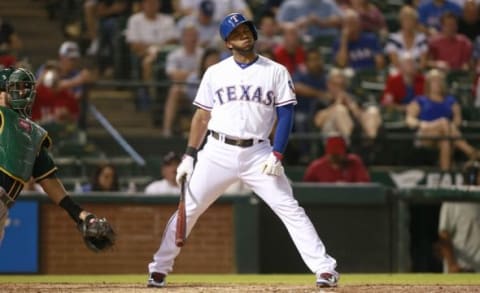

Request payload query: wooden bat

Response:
[175,175,187,247]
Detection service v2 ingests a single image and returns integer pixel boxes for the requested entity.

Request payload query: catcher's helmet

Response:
[219,13,257,41]
[6,68,36,117]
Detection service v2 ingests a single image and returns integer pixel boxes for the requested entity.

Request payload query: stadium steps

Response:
[0,0,63,68]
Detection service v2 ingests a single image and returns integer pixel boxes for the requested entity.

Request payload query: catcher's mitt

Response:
[78,214,115,252]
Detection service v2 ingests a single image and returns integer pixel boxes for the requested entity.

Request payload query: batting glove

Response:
[261,152,284,176]
[176,155,195,185]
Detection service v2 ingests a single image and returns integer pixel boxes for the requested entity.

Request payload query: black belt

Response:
[210,131,263,148]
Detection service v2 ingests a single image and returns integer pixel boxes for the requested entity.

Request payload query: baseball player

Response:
[147,13,338,288]
[0,68,112,248]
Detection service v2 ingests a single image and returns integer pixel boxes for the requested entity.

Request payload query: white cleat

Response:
[316,271,339,288]
[147,272,166,288]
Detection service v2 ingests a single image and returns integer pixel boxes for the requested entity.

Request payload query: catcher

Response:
[0,67,114,252]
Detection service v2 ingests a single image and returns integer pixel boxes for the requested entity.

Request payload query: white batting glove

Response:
[261,152,284,176]
[176,155,195,185]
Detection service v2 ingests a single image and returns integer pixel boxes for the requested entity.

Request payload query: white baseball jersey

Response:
[193,55,297,139]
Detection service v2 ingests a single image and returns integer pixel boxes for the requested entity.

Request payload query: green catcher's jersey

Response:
[0,106,51,183]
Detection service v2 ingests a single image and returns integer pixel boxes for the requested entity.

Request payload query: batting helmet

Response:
[219,13,258,41]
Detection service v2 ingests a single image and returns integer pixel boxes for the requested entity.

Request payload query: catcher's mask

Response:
[463,160,480,186]
[6,68,37,118]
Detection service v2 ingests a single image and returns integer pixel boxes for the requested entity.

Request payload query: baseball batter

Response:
[147,13,338,288]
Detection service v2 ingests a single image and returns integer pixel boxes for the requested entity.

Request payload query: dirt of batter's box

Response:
[1,283,479,293]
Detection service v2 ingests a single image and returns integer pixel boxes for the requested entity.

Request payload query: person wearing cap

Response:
[176,0,219,48]
[303,136,370,183]
[37,41,93,100]
[144,152,182,195]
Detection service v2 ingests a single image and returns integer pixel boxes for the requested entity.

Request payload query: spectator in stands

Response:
[381,52,425,112]
[0,17,22,68]
[447,0,480,6]
[183,48,220,103]
[314,67,382,141]
[84,163,120,192]
[144,151,181,195]
[125,0,177,110]
[406,69,479,171]
[261,0,284,16]
[292,48,327,133]
[178,0,253,22]
[417,0,462,35]
[37,41,94,100]
[428,12,473,71]
[385,5,429,70]
[32,61,80,125]
[303,135,370,183]
[256,12,282,53]
[273,23,306,75]
[276,0,342,40]
[437,160,480,273]
[83,0,128,76]
[176,0,218,48]
[458,0,480,41]
[162,24,203,137]
[348,0,388,38]
[474,36,480,106]
[333,9,385,71]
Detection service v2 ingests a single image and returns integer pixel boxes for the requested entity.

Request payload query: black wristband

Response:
[185,146,198,158]
[59,196,83,224]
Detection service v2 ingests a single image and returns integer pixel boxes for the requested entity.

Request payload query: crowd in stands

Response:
[3,0,480,184]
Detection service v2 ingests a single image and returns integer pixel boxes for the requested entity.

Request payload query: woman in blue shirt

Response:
[406,69,478,171]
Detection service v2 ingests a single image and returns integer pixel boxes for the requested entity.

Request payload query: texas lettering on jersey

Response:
[214,85,275,106]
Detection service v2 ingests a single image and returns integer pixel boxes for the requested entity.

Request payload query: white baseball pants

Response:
[148,135,337,275]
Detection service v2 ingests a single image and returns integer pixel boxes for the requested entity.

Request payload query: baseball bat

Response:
[175,175,187,247]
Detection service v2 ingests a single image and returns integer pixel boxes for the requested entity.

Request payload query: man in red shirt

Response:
[428,12,472,71]
[303,136,370,183]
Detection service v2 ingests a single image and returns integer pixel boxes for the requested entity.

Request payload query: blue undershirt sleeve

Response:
[273,104,294,154]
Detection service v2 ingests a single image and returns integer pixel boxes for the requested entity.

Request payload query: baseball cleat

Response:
[316,272,339,288]
[147,272,166,288]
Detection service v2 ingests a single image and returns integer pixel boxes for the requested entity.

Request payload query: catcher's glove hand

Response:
[78,214,115,252]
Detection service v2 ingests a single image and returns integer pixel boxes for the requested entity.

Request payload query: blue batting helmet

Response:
[219,13,258,41]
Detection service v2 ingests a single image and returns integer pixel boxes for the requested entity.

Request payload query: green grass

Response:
[0,274,479,285]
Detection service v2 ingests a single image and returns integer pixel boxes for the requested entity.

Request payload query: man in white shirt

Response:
[125,0,178,109]
[162,24,204,136]
[144,152,181,195]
